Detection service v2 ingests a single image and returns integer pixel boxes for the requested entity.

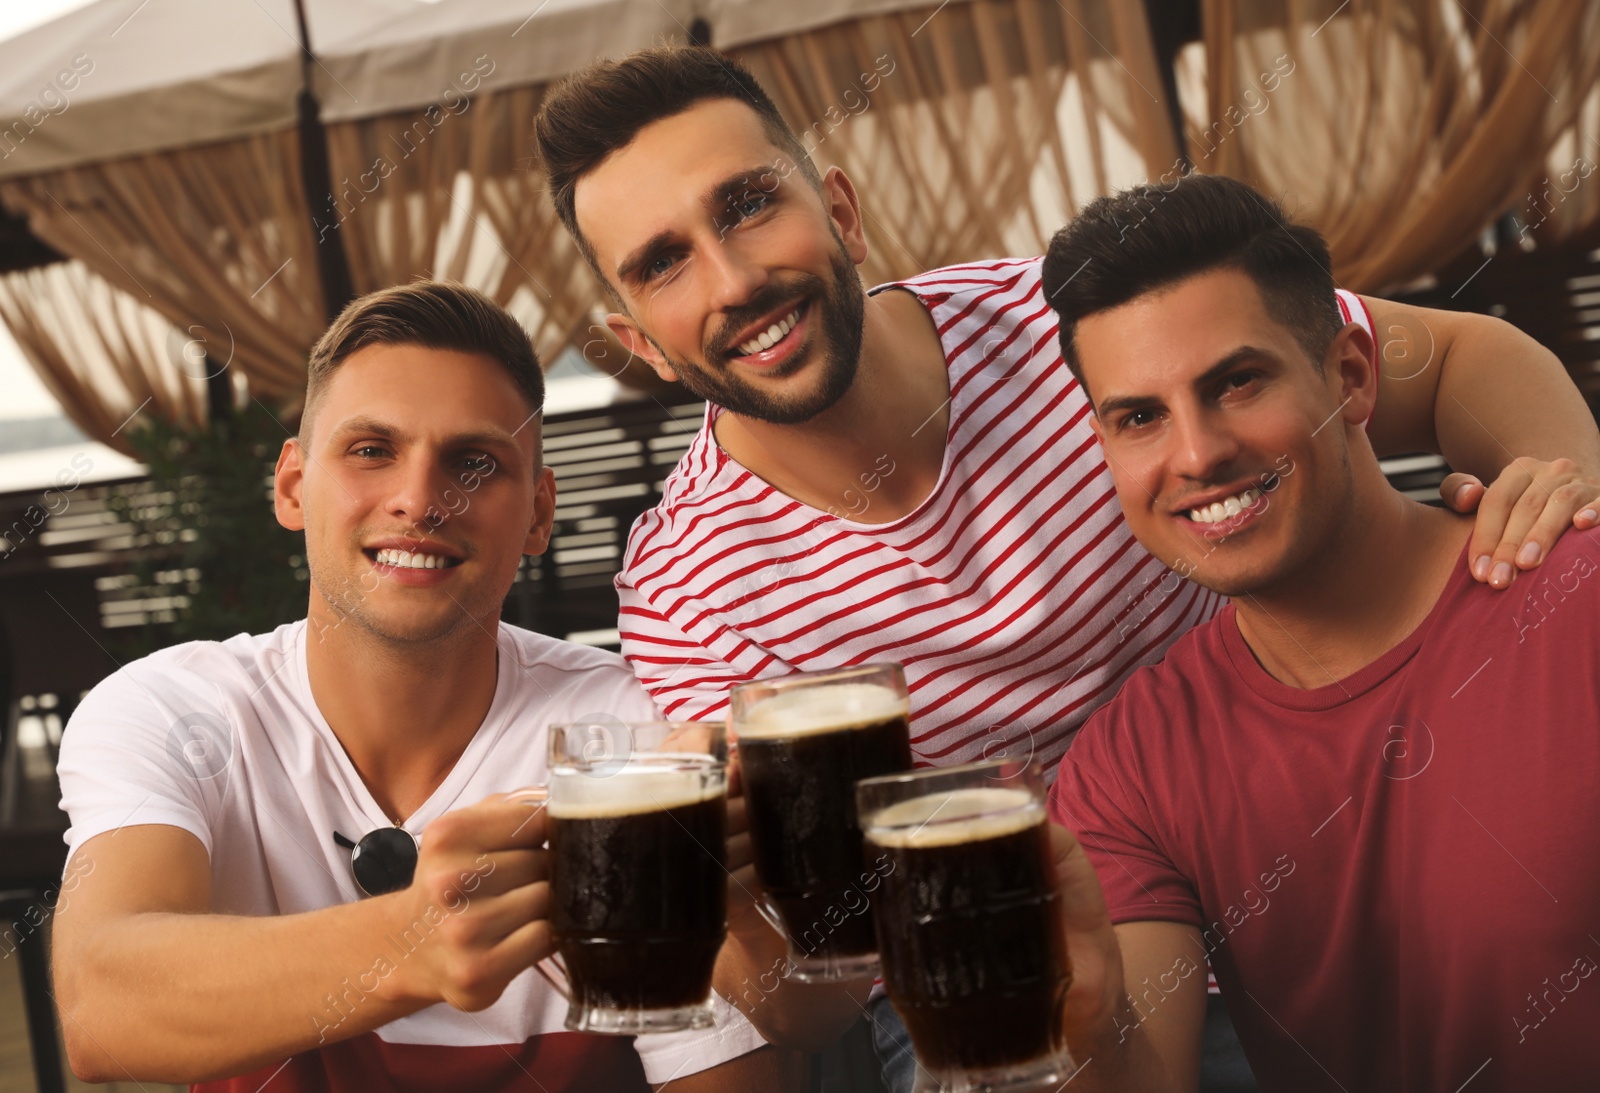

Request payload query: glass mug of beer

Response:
[857,759,1076,1092]
[730,663,913,981]
[546,720,728,1033]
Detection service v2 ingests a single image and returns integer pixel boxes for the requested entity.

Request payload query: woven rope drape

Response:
[0,0,1182,446]
[0,261,210,456]
[317,0,1176,381]
[0,127,326,416]
[730,0,1179,285]
[1189,0,1600,292]
[322,83,603,367]
[1528,77,1600,245]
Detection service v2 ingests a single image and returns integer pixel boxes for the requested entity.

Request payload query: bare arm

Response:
[53,794,550,1084]
[1048,826,1206,1093]
[713,900,872,1050]
[1361,296,1600,584]
[714,763,873,1051]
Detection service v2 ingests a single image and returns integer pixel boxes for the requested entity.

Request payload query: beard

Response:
[652,244,866,425]
[306,532,490,648]
[1182,447,1355,601]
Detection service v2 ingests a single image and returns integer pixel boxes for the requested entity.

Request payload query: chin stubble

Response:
[654,247,866,425]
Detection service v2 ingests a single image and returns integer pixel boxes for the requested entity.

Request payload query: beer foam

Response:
[867,787,1043,848]
[548,761,724,819]
[739,682,909,740]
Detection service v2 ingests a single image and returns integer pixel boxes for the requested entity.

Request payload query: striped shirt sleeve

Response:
[617,577,752,722]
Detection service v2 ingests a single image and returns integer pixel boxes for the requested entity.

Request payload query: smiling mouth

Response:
[1178,473,1278,534]
[366,547,463,571]
[731,301,806,358]
[1187,486,1264,525]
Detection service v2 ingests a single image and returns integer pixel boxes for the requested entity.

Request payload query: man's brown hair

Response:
[1042,174,1343,401]
[299,281,544,445]
[532,46,822,285]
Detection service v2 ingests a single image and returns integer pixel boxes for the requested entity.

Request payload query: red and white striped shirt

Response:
[618,257,1373,774]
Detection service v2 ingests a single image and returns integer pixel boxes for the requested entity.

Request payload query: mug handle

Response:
[534,952,570,1000]
[522,787,570,1002]
[754,893,794,947]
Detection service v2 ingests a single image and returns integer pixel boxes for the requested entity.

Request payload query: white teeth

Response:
[1188,488,1262,525]
[375,548,454,570]
[737,308,800,356]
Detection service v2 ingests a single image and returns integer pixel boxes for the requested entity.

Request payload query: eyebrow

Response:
[328,416,522,452]
[1094,345,1277,419]
[614,164,783,286]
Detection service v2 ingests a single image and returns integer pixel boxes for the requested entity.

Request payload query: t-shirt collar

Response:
[1216,542,1474,711]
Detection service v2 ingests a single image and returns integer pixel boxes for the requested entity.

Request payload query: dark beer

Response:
[548,769,727,1016]
[738,683,912,964]
[867,787,1070,1073]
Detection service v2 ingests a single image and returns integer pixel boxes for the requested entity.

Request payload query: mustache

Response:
[704,274,828,363]
[1172,472,1281,512]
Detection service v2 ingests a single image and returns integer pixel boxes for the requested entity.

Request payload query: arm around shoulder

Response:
[1360,296,1600,584]
[1360,297,1600,472]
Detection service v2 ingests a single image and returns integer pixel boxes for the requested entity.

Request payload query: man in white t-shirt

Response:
[52,282,770,1091]
[531,46,1600,1089]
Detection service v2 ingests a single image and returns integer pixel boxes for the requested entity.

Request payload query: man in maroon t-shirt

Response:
[1035,175,1600,1091]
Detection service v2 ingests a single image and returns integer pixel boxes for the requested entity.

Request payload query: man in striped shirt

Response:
[533,46,1600,1087]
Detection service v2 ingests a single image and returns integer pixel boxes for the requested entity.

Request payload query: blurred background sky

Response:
[0,2,95,426]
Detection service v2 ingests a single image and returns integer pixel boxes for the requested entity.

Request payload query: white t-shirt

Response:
[57,619,764,1090]
[619,258,1375,776]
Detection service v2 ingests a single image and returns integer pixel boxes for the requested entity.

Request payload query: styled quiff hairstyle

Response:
[533,46,823,280]
[299,281,544,445]
[1042,174,1345,397]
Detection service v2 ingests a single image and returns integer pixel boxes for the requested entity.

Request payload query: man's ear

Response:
[605,313,677,383]
[523,465,558,556]
[821,166,868,267]
[274,438,307,532]
[1329,322,1379,428]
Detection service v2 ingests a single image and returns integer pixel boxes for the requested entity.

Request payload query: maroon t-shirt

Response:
[1052,530,1600,1091]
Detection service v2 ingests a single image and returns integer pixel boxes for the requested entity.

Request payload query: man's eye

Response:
[1123,410,1157,429]
[731,192,769,221]
[644,253,678,281]
[1223,371,1261,392]
[462,455,494,473]
[352,445,389,459]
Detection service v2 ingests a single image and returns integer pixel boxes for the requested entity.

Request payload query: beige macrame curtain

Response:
[1189,0,1600,292]
[0,0,1182,447]
[731,0,1179,284]
[322,83,602,366]
[1528,77,1600,245]
[316,0,1177,380]
[0,128,327,409]
[0,261,211,456]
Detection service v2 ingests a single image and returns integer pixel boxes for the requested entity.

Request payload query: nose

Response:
[1168,407,1240,484]
[384,450,448,530]
[703,235,768,314]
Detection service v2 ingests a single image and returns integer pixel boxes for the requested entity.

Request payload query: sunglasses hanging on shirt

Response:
[333,822,418,898]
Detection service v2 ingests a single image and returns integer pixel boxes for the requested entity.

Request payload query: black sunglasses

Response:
[333,824,419,898]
